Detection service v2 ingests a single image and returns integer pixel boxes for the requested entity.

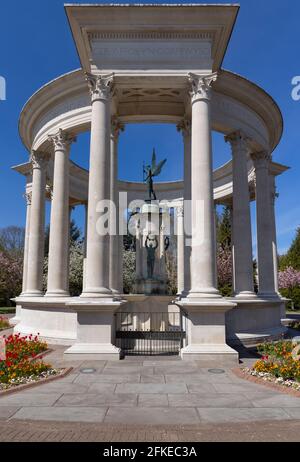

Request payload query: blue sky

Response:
[0,0,299,254]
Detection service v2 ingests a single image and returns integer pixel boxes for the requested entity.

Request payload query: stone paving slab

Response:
[168,393,254,408]
[55,392,138,407]
[0,407,20,420]
[11,406,107,422]
[21,382,90,394]
[115,383,188,394]
[212,382,274,394]
[101,366,154,375]
[140,374,166,383]
[283,408,300,419]
[154,365,203,375]
[196,407,291,423]
[165,373,235,384]
[104,407,200,425]
[250,394,300,408]
[75,374,141,384]
[88,383,118,393]
[138,394,169,407]
[0,393,62,406]
[186,383,217,393]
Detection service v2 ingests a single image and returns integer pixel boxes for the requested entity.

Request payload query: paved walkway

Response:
[0,345,300,430]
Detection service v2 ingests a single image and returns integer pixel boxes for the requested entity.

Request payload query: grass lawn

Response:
[0,307,16,314]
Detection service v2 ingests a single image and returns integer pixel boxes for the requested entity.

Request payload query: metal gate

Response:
[115,311,186,356]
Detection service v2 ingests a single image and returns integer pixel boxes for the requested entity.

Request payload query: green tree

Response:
[279,226,300,270]
[216,206,231,249]
[44,219,82,257]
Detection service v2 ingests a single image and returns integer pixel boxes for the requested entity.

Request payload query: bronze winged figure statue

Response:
[143,148,167,200]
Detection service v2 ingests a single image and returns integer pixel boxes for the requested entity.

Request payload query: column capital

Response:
[48,129,76,152]
[85,72,114,103]
[188,72,218,103]
[251,151,272,170]
[111,116,125,140]
[23,191,32,206]
[30,151,50,170]
[177,117,191,138]
[225,130,250,153]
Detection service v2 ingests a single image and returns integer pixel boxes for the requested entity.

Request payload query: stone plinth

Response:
[132,202,169,295]
[64,299,126,360]
[177,299,238,364]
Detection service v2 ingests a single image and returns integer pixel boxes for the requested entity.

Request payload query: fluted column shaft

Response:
[270,175,279,293]
[109,117,124,294]
[187,73,219,298]
[177,118,191,295]
[25,152,48,296]
[176,206,185,294]
[251,151,276,296]
[82,73,114,298]
[225,131,255,297]
[21,191,32,294]
[46,130,75,296]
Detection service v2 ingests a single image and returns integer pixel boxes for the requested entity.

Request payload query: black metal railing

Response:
[115,311,187,356]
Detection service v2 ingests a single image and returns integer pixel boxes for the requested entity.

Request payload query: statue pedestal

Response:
[131,202,169,295]
[135,278,166,295]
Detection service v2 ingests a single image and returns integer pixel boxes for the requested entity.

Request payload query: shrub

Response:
[0,251,22,305]
[123,250,136,294]
[279,286,300,309]
[0,316,10,330]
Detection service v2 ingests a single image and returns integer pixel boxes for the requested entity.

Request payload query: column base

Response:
[187,288,222,299]
[80,288,113,298]
[65,298,127,361]
[64,343,120,361]
[234,291,257,299]
[45,291,70,298]
[177,298,239,365]
[181,343,238,365]
[21,290,44,297]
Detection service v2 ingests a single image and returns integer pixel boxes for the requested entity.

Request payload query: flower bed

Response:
[290,320,300,331]
[0,333,59,390]
[245,340,300,391]
[0,316,10,331]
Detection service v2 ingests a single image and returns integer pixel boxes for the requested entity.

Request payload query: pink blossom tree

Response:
[0,251,22,305]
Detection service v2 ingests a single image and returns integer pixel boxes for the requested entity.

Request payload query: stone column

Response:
[109,117,124,294]
[225,131,255,298]
[187,73,220,299]
[177,74,237,364]
[81,73,114,298]
[25,152,48,296]
[269,175,279,293]
[82,203,88,291]
[177,118,191,295]
[251,151,276,297]
[21,191,32,294]
[176,205,185,295]
[46,129,76,297]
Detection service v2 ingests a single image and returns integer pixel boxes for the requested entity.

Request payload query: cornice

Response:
[88,31,213,41]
